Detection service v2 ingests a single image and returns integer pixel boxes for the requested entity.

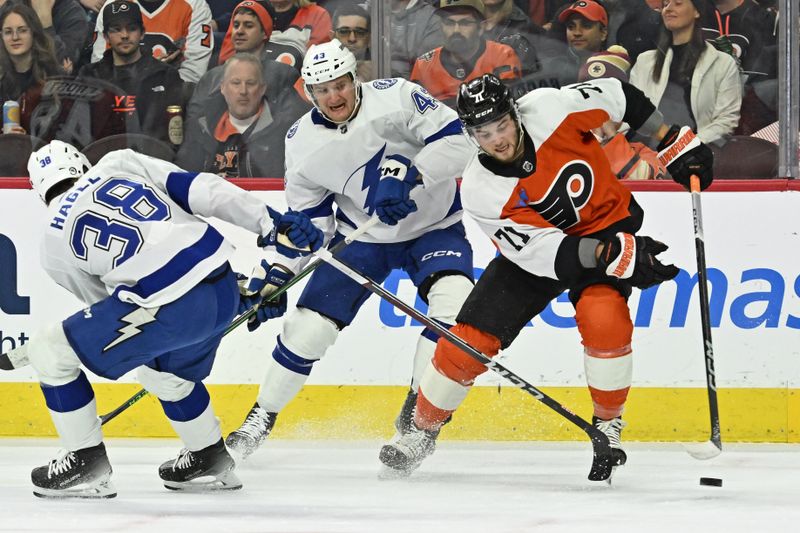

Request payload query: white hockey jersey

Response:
[40,150,274,307]
[283,78,475,270]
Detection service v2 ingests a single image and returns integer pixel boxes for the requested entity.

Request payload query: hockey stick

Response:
[311,247,616,481]
[684,174,722,460]
[99,216,382,425]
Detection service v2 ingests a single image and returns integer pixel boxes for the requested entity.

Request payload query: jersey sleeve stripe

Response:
[165,172,199,215]
[301,194,335,219]
[113,225,224,301]
[423,119,463,145]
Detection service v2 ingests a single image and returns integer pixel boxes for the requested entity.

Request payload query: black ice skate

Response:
[393,388,452,436]
[31,442,116,499]
[590,416,628,483]
[225,403,277,460]
[379,421,439,479]
[159,439,242,492]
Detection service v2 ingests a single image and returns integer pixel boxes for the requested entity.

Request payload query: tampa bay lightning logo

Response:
[527,160,594,229]
[373,79,398,90]
[286,119,300,139]
[342,145,386,215]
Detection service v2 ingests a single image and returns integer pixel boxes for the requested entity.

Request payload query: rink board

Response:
[1,182,799,442]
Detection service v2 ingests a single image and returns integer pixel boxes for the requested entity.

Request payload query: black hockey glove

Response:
[597,233,679,289]
[657,125,714,191]
[237,260,292,332]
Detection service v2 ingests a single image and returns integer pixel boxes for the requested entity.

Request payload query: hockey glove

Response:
[237,260,292,332]
[597,232,679,290]
[656,125,714,191]
[261,207,323,259]
[374,155,419,226]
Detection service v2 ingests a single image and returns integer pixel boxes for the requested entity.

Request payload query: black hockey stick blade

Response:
[0,353,13,371]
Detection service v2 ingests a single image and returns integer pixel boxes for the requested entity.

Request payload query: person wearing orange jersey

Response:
[379,73,714,478]
[410,0,521,108]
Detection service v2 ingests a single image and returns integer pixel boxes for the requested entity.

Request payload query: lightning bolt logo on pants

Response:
[103,307,160,352]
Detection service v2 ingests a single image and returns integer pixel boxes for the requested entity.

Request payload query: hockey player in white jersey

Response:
[225,40,477,461]
[0,141,322,498]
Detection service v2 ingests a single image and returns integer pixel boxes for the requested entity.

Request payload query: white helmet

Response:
[301,39,361,123]
[28,140,91,203]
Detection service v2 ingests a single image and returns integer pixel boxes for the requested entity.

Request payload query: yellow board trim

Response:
[1,383,796,442]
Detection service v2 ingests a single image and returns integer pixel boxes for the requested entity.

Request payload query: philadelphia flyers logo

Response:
[528,160,593,229]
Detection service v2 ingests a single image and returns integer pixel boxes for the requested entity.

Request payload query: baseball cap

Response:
[578,45,631,83]
[437,0,485,19]
[103,0,143,33]
[558,0,608,27]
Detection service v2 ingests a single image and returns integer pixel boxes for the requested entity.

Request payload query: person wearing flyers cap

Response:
[558,0,608,59]
[78,0,184,143]
[410,0,522,108]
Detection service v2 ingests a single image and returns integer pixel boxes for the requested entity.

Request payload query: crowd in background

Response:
[0,0,785,179]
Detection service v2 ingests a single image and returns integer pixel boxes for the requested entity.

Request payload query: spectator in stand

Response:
[579,45,666,180]
[194,0,303,121]
[77,0,183,144]
[92,0,215,84]
[218,0,305,69]
[0,0,89,72]
[390,0,444,78]
[267,0,331,48]
[0,1,61,133]
[701,0,777,81]
[482,0,550,75]
[177,53,302,177]
[528,0,607,88]
[630,0,741,145]
[331,3,371,80]
[411,0,521,108]
[547,1,660,63]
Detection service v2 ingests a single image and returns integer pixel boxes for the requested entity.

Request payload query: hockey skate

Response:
[159,439,242,492]
[225,403,277,461]
[590,416,628,483]
[379,422,439,479]
[31,442,116,499]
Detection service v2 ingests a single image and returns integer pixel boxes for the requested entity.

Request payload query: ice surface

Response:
[0,439,797,532]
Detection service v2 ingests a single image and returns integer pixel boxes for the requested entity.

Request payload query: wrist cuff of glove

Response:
[656,124,682,152]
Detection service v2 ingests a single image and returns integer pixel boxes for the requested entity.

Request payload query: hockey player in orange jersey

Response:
[379,73,714,477]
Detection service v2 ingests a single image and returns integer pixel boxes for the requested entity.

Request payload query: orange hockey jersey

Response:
[410,40,521,106]
[460,78,646,281]
[92,0,213,83]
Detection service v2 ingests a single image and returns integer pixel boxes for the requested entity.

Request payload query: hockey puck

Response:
[699,477,723,487]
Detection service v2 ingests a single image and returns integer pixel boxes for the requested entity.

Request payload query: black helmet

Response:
[456,74,515,129]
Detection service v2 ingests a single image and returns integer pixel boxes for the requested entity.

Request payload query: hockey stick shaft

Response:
[690,175,722,451]
[312,247,614,480]
[99,216,382,425]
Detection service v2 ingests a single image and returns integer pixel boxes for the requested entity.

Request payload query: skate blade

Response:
[684,440,722,460]
[164,471,243,492]
[33,479,117,499]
